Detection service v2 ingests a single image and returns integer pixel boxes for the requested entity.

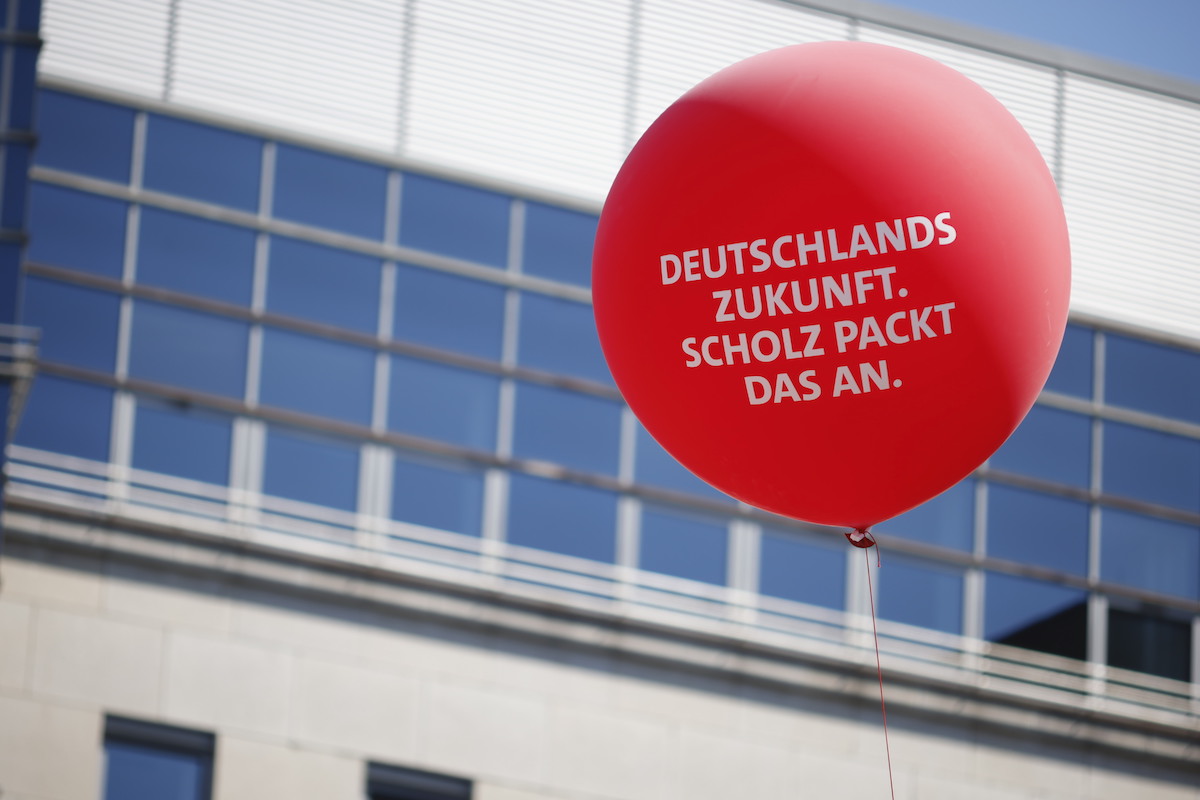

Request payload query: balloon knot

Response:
[845,528,877,549]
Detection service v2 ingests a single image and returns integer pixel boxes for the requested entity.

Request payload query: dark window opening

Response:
[1108,604,1191,683]
[367,762,472,800]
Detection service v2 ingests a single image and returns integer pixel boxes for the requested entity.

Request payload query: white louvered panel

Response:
[857,25,1060,172]
[169,0,405,152]
[633,0,850,141]
[1061,75,1200,342]
[40,0,169,97]
[405,0,630,199]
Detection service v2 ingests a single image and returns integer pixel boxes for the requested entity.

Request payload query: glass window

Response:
[1100,509,1198,600]
[392,264,506,361]
[990,405,1091,488]
[390,452,485,537]
[987,485,1089,575]
[1106,333,1200,425]
[21,277,120,372]
[367,762,472,800]
[259,328,375,426]
[518,292,612,385]
[1107,606,1191,682]
[758,527,845,610]
[984,572,1086,660]
[263,426,360,512]
[129,301,248,399]
[1,141,31,229]
[14,375,112,462]
[0,241,17,322]
[131,399,232,486]
[34,89,133,183]
[878,556,962,634]
[1102,421,1200,513]
[273,143,387,240]
[512,382,621,476]
[7,44,37,130]
[506,473,617,563]
[639,505,728,585]
[27,184,127,278]
[1043,323,1093,399]
[876,479,974,552]
[137,208,256,305]
[522,202,597,286]
[399,173,509,268]
[266,236,380,334]
[103,716,213,800]
[144,114,262,211]
[634,423,732,502]
[388,356,498,451]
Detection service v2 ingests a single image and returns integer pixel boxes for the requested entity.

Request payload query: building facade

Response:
[1,1,1198,799]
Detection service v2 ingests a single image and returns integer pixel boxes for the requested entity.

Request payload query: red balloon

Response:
[592,42,1070,529]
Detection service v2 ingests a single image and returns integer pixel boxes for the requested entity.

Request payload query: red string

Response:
[863,543,896,800]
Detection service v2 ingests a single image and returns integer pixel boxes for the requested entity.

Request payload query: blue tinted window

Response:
[639,506,728,585]
[273,144,387,239]
[391,452,485,537]
[1,142,31,229]
[876,479,973,551]
[131,400,232,485]
[758,528,845,609]
[990,405,1090,488]
[138,208,256,305]
[393,264,506,361]
[1106,334,1200,424]
[1043,323,1092,399]
[388,356,498,450]
[507,474,617,563]
[27,184,127,277]
[260,328,375,425]
[104,740,210,800]
[987,485,1089,575]
[1101,509,1198,600]
[35,90,133,182]
[518,292,611,385]
[984,573,1086,660]
[7,45,37,129]
[21,277,120,372]
[399,174,509,268]
[878,556,962,634]
[513,383,620,476]
[14,375,112,461]
[1102,421,1200,513]
[522,202,597,286]
[144,114,262,211]
[267,236,380,333]
[0,241,17,322]
[634,423,731,502]
[129,302,248,398]
[263,426,360,512]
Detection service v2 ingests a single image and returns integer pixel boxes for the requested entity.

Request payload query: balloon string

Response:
[863,544,896,800]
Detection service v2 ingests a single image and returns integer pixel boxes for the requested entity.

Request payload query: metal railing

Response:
[3,444,1196,734]
[0,324,39,444]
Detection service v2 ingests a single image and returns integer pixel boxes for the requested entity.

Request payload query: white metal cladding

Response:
[170,0,406,152]
[1061,75,1200,343]
[855,25,1061,171]
[35,0,1200,343]
[405,0,632,199]
[632,0,850,138]
[40,0,169,97]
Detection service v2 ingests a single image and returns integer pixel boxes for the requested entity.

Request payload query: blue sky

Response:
[877,0,1200,83]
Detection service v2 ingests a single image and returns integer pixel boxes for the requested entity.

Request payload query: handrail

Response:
[3,444,1196,732]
